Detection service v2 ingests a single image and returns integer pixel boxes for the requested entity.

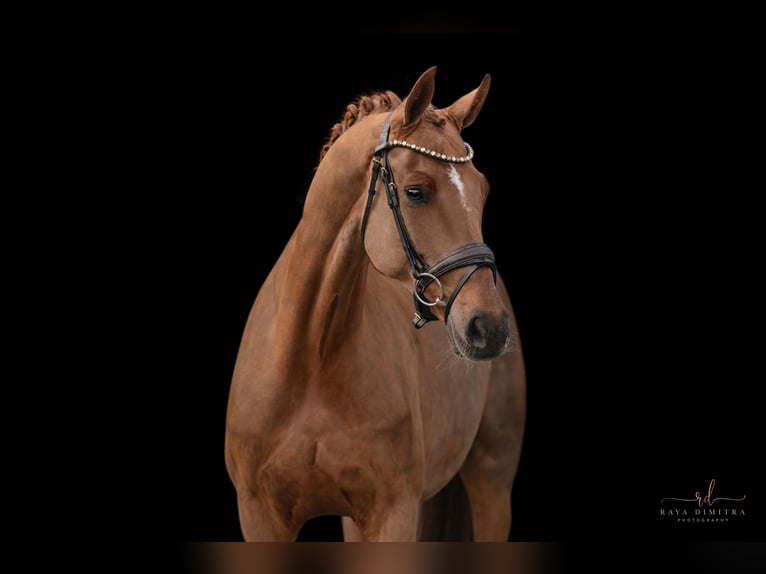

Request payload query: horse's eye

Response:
[405,187,425,203]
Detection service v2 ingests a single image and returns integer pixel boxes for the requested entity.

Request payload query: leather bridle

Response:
[360,112,497,329]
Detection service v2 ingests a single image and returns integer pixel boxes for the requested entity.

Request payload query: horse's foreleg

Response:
[460,312,526,541]
[458,469,512,541]
[341,516,364,541]
[236,493,298,542]
[355,498,420,541]
[459,414,523,541]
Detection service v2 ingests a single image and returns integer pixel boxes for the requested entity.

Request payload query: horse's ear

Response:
[446,73,491,131]
[403,66,437,127]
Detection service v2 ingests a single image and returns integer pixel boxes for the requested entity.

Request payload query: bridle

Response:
[360,111,497,329]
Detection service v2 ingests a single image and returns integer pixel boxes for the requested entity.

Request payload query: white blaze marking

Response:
[447,164,479,234]
[447,164,467,207]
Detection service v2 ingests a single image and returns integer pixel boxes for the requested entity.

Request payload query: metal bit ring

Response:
[414,272,446,307]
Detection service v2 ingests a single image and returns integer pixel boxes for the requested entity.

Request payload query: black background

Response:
[123,30,763,543]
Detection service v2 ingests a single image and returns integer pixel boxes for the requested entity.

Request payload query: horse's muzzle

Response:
[450,308,511,361]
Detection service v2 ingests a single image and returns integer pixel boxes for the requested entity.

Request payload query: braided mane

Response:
[318,90,402,163]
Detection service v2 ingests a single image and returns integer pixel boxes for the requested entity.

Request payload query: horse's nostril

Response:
[466,312,490,349]
[464,310,512,358]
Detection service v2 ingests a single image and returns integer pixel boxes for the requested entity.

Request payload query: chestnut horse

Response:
[224,67,526,541]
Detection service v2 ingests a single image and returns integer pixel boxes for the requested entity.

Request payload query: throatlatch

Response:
[360,112,497,329]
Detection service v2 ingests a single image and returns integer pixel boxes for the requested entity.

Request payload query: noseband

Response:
[360,112,497,329]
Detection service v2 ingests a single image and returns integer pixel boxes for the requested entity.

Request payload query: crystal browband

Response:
[388,139,474,163]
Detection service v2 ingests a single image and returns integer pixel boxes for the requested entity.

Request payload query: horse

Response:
[224,66,526,542]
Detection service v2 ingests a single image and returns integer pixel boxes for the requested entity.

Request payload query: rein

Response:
[361,112,497,329]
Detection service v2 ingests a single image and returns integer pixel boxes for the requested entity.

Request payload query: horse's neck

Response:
[263,117,388,367]
[273,176,369,363]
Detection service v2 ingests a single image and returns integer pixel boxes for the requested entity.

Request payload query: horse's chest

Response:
[260,365,488,510]
[258,404,419,524]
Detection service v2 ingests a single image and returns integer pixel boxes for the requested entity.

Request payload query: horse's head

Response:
[361,66,510,361]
